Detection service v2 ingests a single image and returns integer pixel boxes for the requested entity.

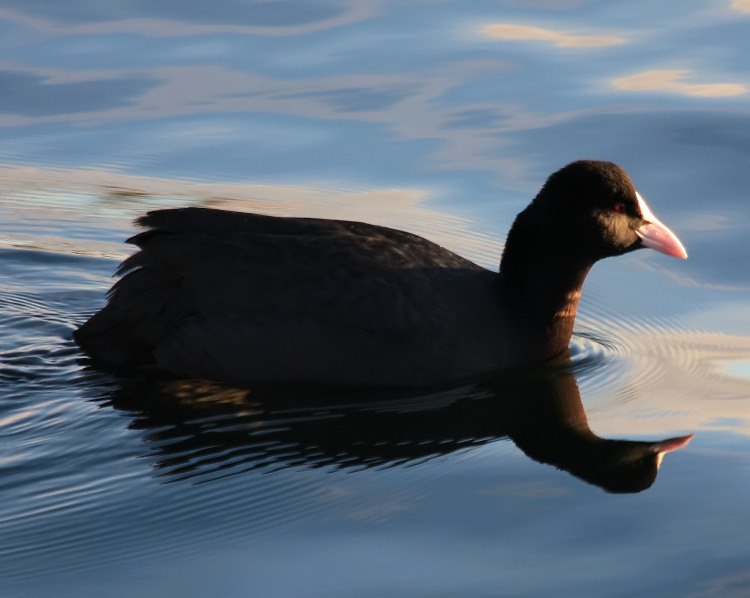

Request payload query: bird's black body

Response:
[74,161,686,386]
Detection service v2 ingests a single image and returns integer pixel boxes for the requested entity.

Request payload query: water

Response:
[2,2,750,596]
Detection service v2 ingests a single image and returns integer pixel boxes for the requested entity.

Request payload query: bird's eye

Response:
[614,203,626,213]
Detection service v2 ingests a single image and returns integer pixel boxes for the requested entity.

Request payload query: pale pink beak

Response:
[651,433,694,469]
[635,192,688,259]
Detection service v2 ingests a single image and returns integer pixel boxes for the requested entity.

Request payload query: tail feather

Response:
[74,306,154,368]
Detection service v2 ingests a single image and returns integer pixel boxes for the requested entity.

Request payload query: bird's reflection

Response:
[100,361,692,493]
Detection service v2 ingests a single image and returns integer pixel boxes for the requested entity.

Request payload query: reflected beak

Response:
[635,192,688,259]
[651,433,694,469]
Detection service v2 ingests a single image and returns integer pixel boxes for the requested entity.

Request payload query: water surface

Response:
[2,2,750,597]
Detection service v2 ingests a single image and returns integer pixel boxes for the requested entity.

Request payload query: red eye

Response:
[614,203,626,213]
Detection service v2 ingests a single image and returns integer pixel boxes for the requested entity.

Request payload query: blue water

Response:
[2,2,750,596]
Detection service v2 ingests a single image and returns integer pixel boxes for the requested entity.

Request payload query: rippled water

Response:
[3,2,750,597]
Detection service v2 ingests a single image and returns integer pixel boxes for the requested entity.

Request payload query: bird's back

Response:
[75,208,507,385]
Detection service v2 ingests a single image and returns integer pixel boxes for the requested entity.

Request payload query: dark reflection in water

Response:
[98,359,692,494]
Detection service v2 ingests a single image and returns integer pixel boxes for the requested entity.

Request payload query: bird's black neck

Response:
[499,233,594,360]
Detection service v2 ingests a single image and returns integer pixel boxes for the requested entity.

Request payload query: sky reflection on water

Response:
[2,1,750,597]
[1,1,749,189]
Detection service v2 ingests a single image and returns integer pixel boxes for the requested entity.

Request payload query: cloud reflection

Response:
[731,0,750,13]
[585,329,750,438]
[0,163,501,266]
[0,1,377,36]
[612,69,749,98]
[479,23,625,48]
[0,70,156,117]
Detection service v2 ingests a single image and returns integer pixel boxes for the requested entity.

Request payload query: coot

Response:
[74,160,687,386]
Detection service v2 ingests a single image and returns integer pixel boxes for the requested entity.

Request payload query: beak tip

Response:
[634,192,688,260]
[652,433,695,454]
[636,223,688,259]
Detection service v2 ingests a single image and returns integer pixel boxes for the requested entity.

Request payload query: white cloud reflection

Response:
[0,60,536,182]
[583,329,750,439]
[0,163,501,266]
[612,69,749,98]
[0,2,378,37]
[479,23,625,48]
